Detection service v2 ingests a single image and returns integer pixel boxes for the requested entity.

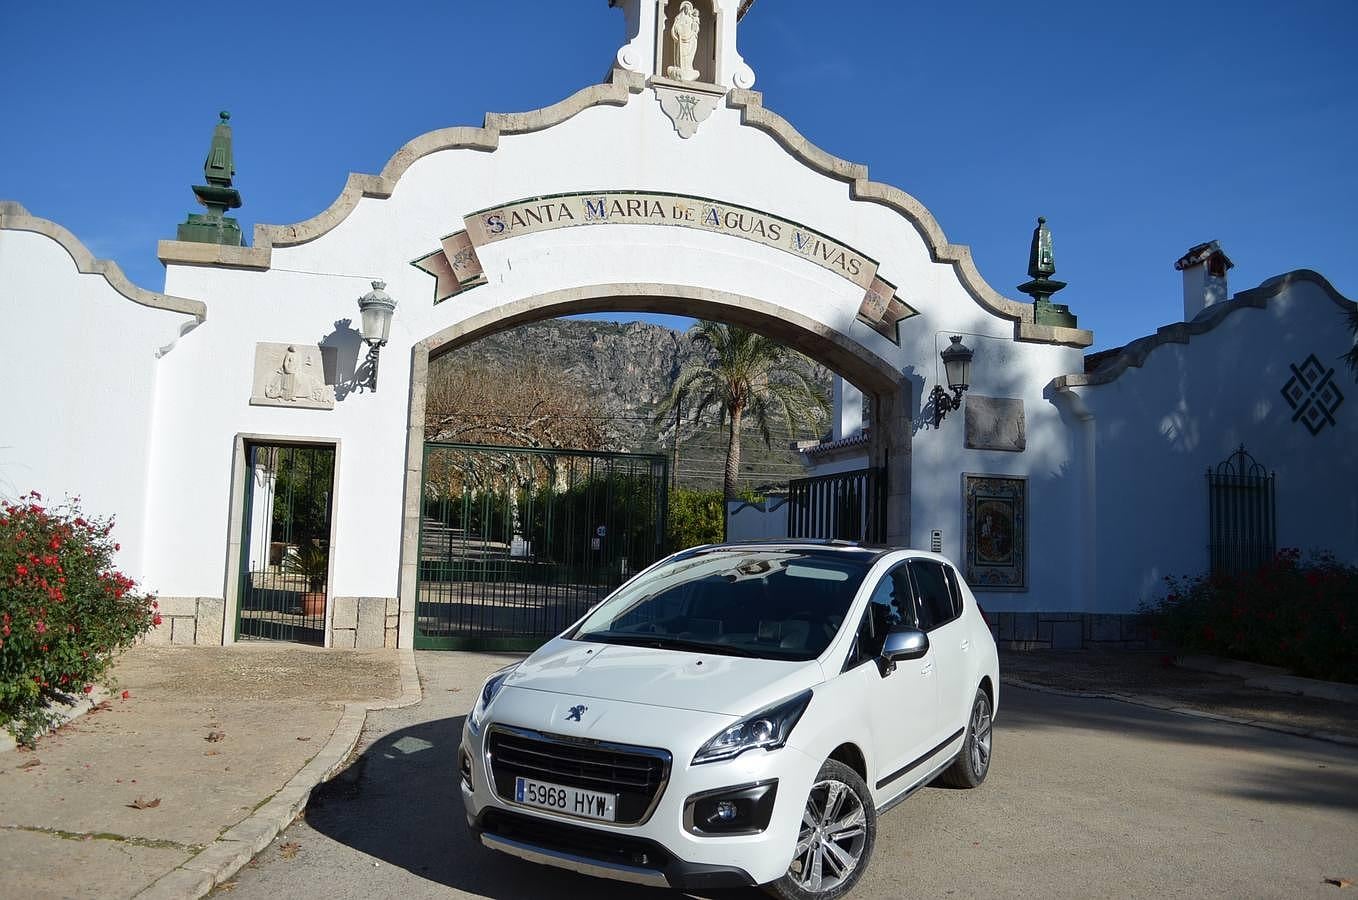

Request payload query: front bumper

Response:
[470,807,757,890]
[460,697,821,887]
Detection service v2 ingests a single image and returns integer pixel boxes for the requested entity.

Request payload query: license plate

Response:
[514,776,617,821]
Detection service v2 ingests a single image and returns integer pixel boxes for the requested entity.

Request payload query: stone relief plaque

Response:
[655,85,721,138]
[250,343,336,410]
[964,396,1026,452]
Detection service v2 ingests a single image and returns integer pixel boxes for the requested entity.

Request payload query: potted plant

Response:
[283,544,329,617]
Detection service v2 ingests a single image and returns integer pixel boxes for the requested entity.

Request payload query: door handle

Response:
[960,639,970,652]
[921,661,934,676]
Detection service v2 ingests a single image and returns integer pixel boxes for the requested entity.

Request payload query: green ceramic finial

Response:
[1028,216,1056,279]
[1018,216,1077,327]
[176,112,244,246]
[203,113,236,187]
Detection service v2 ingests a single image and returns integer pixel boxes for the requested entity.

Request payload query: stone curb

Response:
[1004,677,1358,749]
[0,686,112,754]
[132,649,423,899]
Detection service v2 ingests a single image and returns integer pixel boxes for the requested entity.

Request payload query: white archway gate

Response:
[150,5,1089,649]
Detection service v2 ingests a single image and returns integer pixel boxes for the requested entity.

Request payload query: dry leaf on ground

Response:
[1323,877,1354,888]
[279,841,302,859]
[18,758,41,770]
[206,731,226,743]
[129,797,161,810]
[296,736,311,742]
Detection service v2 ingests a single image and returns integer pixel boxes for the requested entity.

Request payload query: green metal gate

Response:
[416,443,669,650]
[236,443,335,644]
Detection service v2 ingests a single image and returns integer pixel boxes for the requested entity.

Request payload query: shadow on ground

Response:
[1003,684,1358,812]
[303,714,762,899]
[302,688,1358,897]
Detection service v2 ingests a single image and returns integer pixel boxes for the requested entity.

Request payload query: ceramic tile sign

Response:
[963,474,1027,591]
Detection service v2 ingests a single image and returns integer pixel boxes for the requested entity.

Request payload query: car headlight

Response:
[468,664,518,736]
[692,689,813,765]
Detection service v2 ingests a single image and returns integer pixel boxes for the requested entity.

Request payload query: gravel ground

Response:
[113,644,404,703]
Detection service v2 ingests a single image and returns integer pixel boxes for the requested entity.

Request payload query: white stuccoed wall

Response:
[1062,275,1358,611]
[0,222,200,583]
[146,88,1085,628]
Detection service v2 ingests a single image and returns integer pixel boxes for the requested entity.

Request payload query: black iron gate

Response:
[787,467,887,543]
[236,443,335,644]
[1207,445,1276,575]
[416,444,669,650]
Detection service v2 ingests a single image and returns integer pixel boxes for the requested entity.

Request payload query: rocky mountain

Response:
[428,318,831,492]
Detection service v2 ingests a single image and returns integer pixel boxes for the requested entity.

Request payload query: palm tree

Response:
[657,322,829,499]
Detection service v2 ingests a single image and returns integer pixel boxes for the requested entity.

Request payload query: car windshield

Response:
[567,548,872,661]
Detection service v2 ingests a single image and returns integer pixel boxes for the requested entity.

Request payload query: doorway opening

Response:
[236,442,335,644]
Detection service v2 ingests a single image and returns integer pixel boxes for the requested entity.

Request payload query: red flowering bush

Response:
[1143,549,1358,684]
[0,492,157,745]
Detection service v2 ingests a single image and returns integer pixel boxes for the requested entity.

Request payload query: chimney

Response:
[1174,241,1234,321]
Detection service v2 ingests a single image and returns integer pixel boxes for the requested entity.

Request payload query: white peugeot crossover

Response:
[459,541,998,898]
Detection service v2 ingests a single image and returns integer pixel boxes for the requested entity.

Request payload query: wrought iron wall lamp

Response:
[930,335,974,428]
[356,280,397,390]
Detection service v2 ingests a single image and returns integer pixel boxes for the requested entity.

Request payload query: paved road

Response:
[218,653,1358,899]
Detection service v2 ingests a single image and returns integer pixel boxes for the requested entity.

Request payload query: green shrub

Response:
[667,488,725,550]
[0,493,157,745]
[1142,549,1358,684]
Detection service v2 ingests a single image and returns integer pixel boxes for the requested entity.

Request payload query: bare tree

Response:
[425,359,611,450]
[423,359,614,501]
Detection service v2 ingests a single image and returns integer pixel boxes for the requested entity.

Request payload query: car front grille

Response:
[485,726,671,825]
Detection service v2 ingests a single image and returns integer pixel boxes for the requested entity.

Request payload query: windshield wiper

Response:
[580,633,763,658]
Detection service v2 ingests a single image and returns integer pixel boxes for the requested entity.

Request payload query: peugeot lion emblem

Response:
[566,704,588,722]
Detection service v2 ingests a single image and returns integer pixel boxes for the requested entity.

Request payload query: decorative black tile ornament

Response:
[1281,354,1344,436]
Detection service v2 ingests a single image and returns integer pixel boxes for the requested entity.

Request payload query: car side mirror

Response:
[881,628,929,662]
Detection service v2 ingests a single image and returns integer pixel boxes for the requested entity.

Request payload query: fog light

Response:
[684,780,779,836]
[459,748,473,788]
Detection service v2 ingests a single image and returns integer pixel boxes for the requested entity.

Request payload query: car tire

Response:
[763,759,877,900]
[940,687,993,789]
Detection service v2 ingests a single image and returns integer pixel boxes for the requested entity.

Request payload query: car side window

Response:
[908,560,957,631]
[847,565,916,667]
[942,564,964,619]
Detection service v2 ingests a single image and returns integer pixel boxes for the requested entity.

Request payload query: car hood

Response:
[504,637,825,716]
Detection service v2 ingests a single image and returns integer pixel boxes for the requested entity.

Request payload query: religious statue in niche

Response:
[667,1,702,82]
[265,345,329,404]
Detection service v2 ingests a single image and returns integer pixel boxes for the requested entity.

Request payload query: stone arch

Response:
[395,283,912,648]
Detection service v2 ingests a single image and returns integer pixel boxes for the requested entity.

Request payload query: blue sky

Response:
[2,0,1354,351]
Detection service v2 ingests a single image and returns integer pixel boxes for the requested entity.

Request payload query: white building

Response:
[3,0,1354,650]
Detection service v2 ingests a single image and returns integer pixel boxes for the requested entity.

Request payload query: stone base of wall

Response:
[331,597,399,649]
[989,612,1157,651]
[141,596,225,646]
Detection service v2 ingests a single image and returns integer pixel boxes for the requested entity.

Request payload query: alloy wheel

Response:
[970,694,992,777]
[789,777,868,893]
